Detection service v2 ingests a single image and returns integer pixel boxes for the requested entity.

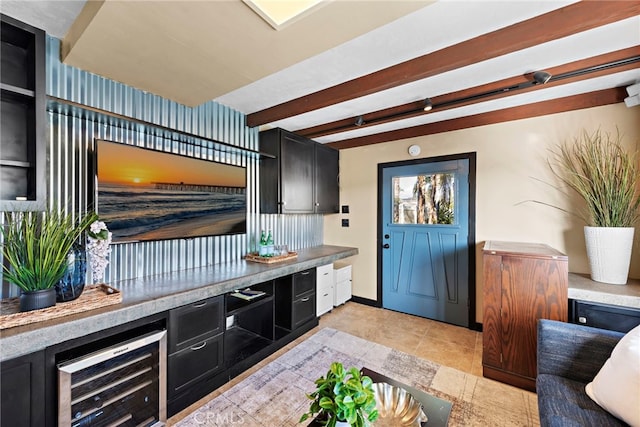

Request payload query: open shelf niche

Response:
[224,280,275,366]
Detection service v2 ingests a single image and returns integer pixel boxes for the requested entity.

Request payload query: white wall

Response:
[324,103,640,322]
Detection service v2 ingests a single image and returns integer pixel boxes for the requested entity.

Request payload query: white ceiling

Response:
[2,0,638,146]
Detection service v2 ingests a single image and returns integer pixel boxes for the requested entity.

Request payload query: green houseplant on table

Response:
[550,128,639,284]
[1,208,98,311]
[299,362,379,427]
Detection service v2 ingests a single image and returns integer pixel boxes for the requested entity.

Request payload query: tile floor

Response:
[319,302,483,376]
[168,301,483,424]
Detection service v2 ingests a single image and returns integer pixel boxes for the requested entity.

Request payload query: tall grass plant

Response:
[1,209,98,292]
[550,128,639,227]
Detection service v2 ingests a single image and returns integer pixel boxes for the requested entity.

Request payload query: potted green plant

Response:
[549,127,639,284]
[299,362,378,427]
[1,208,98,311]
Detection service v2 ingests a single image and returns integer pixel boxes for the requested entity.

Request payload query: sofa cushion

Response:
[585,324,640,426]
[537,374,627,427]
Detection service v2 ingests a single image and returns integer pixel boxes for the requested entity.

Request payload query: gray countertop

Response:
[568,273,640,309]
[0,245,358,362]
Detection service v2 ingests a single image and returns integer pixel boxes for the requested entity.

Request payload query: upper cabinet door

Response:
[315,144,339,214]
[259,128,339,214]
[280,132,315,213]
[0,15,46,211]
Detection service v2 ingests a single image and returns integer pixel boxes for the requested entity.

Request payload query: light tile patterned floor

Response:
[168,302,486,425]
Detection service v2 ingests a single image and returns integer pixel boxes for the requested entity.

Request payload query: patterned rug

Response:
[175,328,540,426]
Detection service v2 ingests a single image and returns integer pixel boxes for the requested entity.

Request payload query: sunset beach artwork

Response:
[96,140,246,242]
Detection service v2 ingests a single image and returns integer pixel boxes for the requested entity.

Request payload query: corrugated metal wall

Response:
[0,37,323,298]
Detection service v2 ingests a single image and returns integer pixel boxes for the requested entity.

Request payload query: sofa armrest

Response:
[537,319,624,384]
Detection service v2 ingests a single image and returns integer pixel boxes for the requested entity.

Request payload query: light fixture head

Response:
[423,98,433,112]
[355,116,365,126]
[533,71,552,84]
[624,94,640,108]
[626,82,640,97]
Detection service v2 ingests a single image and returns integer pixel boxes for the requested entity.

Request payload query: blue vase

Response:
[55,247,87,302]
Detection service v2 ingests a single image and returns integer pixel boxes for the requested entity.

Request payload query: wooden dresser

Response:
[482,241,568,391]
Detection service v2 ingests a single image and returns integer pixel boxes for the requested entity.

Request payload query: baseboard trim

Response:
[350,296,381,307]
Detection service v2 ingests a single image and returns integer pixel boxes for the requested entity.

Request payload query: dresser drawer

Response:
[293,293,316,329]
[169,296,223,352]
[293,269,316,298]
[168,333,224,396]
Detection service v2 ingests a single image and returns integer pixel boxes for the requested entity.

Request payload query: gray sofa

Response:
[536,319,628,427]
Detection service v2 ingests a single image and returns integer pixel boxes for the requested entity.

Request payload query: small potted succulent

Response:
[1,208,97,311]
[299,362,379,427]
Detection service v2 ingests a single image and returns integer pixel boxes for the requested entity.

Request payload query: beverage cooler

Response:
[57,330,167,427]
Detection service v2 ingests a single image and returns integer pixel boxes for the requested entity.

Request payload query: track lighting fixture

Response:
[423,98,433,111]
[625,82,640,107]
[302,56,639,139]
[533,71,552,84]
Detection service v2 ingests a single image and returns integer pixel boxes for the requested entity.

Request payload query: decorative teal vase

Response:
[55,246,87,302]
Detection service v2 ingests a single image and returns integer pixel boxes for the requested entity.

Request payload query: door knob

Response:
[382,244,390,249]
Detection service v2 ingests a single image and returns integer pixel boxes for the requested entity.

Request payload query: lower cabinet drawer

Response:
[293,293,316,329]
[168,333,223,396]
[293,269,316,298]
[571,300,640,333]
[169,296,223,353]
[316,286,333,316]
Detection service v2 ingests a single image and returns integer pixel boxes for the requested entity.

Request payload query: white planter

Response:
[584,226,635,285]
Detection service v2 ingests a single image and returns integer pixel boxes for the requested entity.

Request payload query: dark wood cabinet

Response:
[482,241,568,391]
[259,128,339,214]
[0,351,45,427]
[275,268,317,334]
[168,295,224,353]
[0,14,45,210]
[168,333,224,395]
[167,295,224,414]
[315,143,340,214]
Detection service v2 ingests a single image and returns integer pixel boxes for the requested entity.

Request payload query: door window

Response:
[392,174,456,225]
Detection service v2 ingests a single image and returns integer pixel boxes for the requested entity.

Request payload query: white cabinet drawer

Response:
[317,263,334,290]
[334,264,352,283]
[316,263,334,316]
[316,287,333,316]
[333,263,352,306]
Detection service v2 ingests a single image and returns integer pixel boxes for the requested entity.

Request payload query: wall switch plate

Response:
[341,205,349,214]
[342,219,349,227]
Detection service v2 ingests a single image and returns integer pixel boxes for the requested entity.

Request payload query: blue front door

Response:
[381,159,470,327]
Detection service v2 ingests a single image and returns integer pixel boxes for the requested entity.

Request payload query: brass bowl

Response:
[373,382,428,427]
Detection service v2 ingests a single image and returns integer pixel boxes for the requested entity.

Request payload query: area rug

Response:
[175,328,539,426]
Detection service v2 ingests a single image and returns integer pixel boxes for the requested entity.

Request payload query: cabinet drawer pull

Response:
[323,272,329,276]
[192,301,207,308]
[300,271,311,276]
[190,341,207,351]
[300,297,310,302]
[323,293,329,297]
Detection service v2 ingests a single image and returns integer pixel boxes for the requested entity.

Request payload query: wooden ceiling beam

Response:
[297,46,640,138]
[247,1,639,127]
[326,88,627,150]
